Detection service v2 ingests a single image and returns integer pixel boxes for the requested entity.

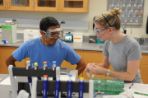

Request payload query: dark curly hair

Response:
[40,16,60,32]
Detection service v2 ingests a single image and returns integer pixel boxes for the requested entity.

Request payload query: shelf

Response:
[0,0,88,12]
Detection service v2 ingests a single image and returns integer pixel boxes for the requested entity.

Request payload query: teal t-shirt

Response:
[12,38,80,68]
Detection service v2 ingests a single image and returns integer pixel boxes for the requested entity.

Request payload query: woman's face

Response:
[41,25,60,46]
[95,23,114,41]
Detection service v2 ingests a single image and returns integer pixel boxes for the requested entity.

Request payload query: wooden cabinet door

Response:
[34,0,58,12]
[61,50,104,68]
[140,53,148,84]
[0,46,26,74]
[140,65,148,83]
[59,0,88,13]
[0,0,7,10]
[7,0,34,11]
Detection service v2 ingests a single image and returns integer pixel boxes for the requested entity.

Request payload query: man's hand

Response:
[6,55,16,67]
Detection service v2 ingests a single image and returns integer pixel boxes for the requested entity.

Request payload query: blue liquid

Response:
[55,80,60,98]
[79,80,84,98]
[43,77,48,98]
[67,80,72,98]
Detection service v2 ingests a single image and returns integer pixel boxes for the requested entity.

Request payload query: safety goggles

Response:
[94,28,107,34]
[43,28,63,38]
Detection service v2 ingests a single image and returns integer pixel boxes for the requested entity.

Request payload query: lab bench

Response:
[0,43,148,83]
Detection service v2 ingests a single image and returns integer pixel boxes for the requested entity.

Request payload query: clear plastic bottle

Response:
[26,60,30,70]
[34,62,38,70]
[43,61,48,70]
[56,67,60,80]
[67,74,72,98]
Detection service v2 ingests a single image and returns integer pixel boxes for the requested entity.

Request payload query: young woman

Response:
[86,8,142,83]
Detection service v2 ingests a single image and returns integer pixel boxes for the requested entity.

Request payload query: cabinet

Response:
[1,46,148,83]
[140,54,148,83]
[34,0,58,12]
[59,0,88,12]
[0,0,33,11]
[8,0,33,11]
[0,0,5,10]
[61,50,104,69]
[0,0,88,12]
[0,46,26,73]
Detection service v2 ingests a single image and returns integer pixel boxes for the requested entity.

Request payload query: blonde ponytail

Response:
[110,8,121,16]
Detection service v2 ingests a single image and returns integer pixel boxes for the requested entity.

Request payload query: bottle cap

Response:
[26,60,30,64]
[34,62,38,67]
[52,61,56,64]
[43,75,48,80]
[79,77,84,81]
[43,61,47,64]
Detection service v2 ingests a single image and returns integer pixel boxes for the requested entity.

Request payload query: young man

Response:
[6,16,86,75]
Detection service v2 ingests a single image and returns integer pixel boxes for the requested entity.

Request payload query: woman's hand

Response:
[85,63,107,75]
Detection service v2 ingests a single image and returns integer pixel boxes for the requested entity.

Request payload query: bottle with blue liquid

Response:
[55,76,60,98]
[43,75,48,98]
[67,74,72,98]
[52,61,56,71]
[79,77,84,98]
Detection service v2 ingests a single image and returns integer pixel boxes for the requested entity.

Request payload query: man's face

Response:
[41,25,61,46]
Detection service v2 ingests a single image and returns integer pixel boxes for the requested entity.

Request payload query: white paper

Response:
[0,76,11,86]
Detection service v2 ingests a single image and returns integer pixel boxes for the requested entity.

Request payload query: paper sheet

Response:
[0,76,11,86]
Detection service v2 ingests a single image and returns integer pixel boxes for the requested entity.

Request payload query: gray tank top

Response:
[103,36,142,83]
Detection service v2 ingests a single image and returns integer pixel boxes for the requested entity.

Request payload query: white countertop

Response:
[0,75,148,98]
[1,42,148,53]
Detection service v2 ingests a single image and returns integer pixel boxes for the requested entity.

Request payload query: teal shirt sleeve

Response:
[12,42,29,61]
[65,45,81,65]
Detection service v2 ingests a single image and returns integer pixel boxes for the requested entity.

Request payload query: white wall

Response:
[0,0,148,38]
[88,0,148,38]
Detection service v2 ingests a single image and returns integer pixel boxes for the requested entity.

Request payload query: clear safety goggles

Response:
[94,28,107,34]
[43,28,63,38]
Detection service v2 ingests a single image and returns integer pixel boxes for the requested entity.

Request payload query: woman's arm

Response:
[100,55,110,68]
[88,59,140,82]
[86,55,110,69]
[109,60,140,81]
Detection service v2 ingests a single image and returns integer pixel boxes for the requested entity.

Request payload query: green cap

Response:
[34,62,38,67]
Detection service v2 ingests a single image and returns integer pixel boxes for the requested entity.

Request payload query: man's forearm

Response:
[76,64,86,75]
[76,59,86,75]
